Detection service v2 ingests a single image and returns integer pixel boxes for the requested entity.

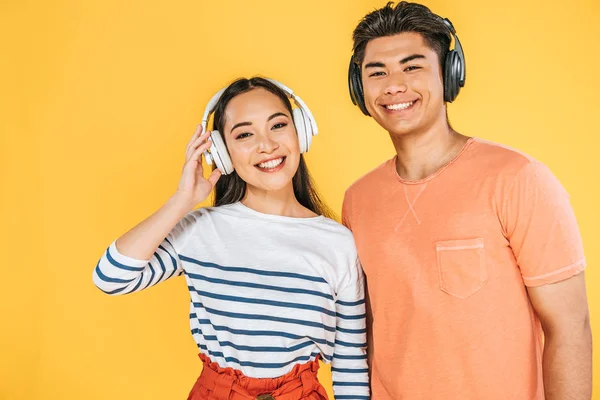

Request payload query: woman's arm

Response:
[92,125,221,295]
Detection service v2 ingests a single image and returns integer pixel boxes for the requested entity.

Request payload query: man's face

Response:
[361,32,446,137]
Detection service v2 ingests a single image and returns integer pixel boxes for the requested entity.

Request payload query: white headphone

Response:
[200,78,318,175]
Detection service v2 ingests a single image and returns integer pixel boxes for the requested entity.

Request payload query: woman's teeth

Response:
[257,157,284,169]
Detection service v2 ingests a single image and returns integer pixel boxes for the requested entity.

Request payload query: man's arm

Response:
[527,272,592,399]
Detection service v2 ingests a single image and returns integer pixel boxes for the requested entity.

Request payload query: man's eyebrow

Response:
[364,54,426,69]
[400,54,426,64]
[364,61,386,69]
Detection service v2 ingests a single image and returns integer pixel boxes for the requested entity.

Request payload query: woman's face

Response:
[222,88,300,194]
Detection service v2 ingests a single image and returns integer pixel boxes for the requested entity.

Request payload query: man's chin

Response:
[372,114,415,135]
[384,121,418,137]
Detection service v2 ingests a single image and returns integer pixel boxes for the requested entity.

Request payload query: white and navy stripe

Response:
[93,203,369,400]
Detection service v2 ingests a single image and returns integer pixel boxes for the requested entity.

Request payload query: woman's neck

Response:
[241,184,316,218]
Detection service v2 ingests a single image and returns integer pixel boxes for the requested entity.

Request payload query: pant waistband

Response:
[190,353,326,400]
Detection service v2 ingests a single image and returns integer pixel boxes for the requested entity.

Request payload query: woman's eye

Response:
[235,132,252,140]
[369,71,386,77]
[405,65,421,72]
[272,123,288,130]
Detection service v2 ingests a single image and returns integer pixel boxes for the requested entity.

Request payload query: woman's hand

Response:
[173,124,222,210]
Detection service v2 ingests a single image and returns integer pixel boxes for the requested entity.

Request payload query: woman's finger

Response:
[189,139,213,163]
[186,131,212,160]
[207,168,222,186]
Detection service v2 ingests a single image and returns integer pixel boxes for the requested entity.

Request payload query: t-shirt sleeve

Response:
[332,256,370,400]
[501,161,586,287]
[342,189,354,231]
[92,211,200,295]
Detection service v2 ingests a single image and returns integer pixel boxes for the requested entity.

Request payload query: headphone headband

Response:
[442,17,456,34]
[201,87,226,133]
[265,78,318,135]
[201,79,317,135]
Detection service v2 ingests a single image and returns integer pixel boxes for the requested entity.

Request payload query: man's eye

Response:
[405,65,421,72]
[369,71,386,77]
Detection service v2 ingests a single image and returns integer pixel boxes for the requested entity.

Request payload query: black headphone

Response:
[348,17,466,116]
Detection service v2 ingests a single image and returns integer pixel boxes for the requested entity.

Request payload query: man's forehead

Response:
[363,33,434,63]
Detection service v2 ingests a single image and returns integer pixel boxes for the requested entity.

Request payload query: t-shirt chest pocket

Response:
[435,238,488,299]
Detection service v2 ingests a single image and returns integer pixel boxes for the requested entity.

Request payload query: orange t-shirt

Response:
[342,138,586,400]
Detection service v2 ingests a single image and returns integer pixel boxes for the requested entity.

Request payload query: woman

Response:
[93,77,369,400]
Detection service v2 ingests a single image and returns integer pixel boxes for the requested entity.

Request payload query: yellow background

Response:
[1,0,598,398]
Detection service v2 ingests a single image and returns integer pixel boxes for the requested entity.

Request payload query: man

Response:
[342,2,592,399]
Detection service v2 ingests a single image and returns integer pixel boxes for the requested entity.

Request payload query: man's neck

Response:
[390,121,470,181]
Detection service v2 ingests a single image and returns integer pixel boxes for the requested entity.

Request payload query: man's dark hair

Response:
[352,1,452,70]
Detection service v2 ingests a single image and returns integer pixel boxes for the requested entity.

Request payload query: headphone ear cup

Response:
[444,50,460,102]
[301,108,313,152]
[292,108,309,153]
[209,130,234,175]
[353,71,369,116]
[348,59,370,116]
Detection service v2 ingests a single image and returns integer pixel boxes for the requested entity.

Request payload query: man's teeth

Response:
[386,102,414,110]
[258,158,284,169]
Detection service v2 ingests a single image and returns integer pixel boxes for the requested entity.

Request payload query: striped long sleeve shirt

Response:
[93,202,369,400]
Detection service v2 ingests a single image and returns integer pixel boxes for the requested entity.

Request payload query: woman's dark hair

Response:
[211,77,335,219]
[352,1,451,70]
